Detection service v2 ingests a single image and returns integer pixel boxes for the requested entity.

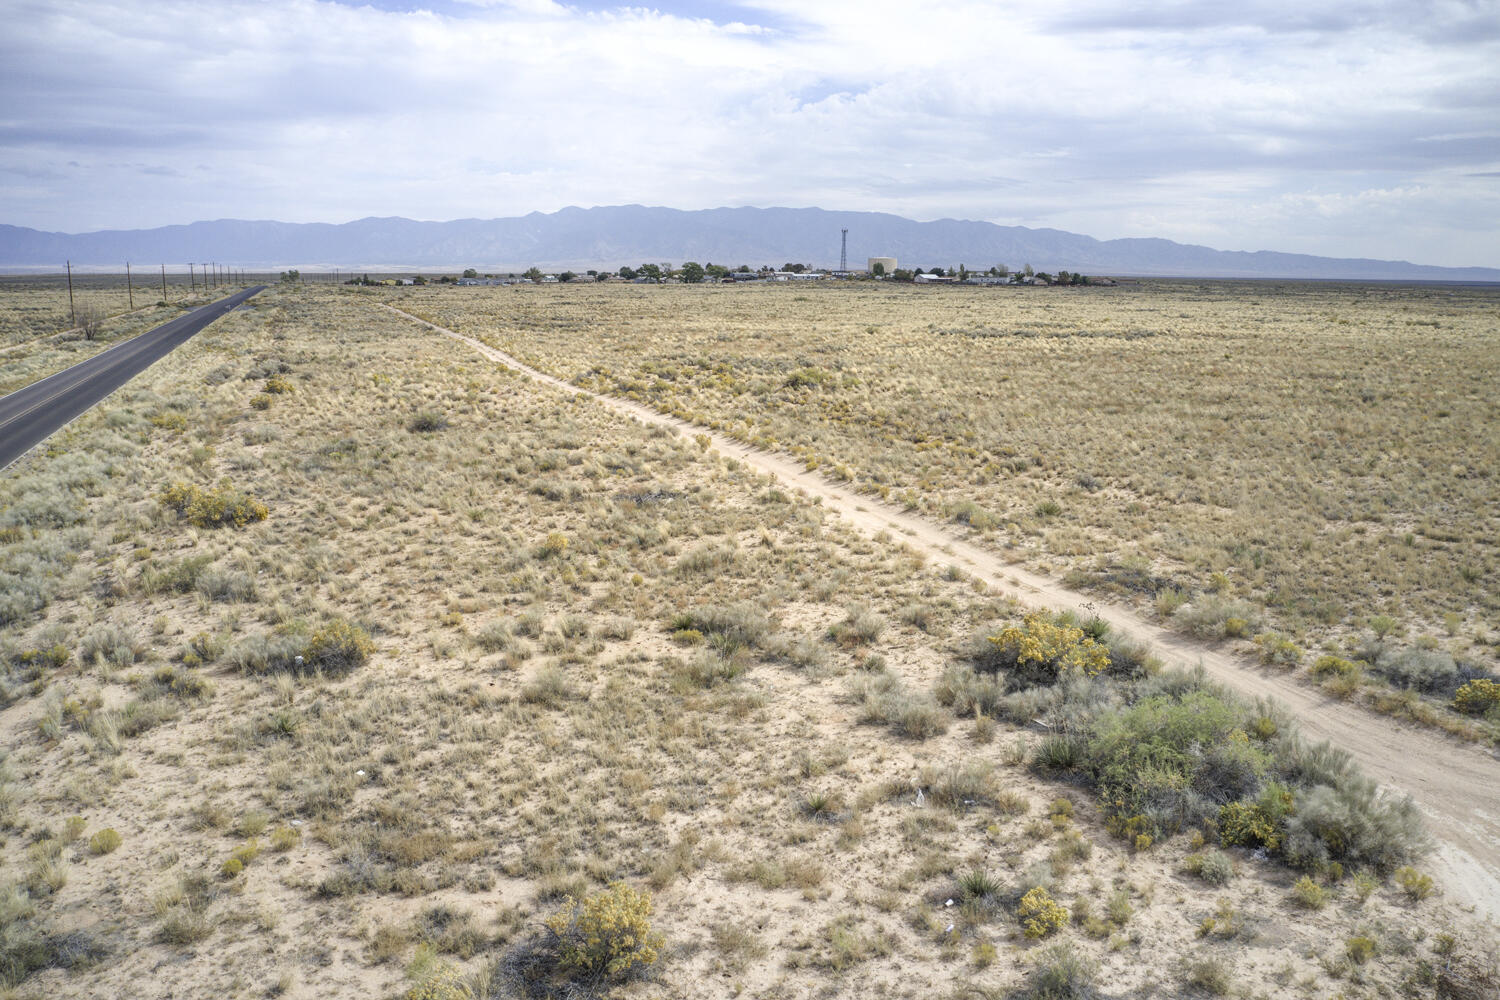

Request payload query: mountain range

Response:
[3,205,1497,281]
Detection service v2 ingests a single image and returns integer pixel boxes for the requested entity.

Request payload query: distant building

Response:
[867,256,897,274]
[914,273,955,284]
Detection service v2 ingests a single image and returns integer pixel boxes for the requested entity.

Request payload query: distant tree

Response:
[618,266,638,280]
[958,264,968,280]
[462,268,477,279]
[595,271,609,282]
[559,271,577,282]
[892,268,914,282]
[1023,263,1035,278]
[413,275,427,285]
[997,264,1009,277]
[737,264,750,273]
[524,267,544,283]
[705,263,729,280]
[78,307,103,341]
[930,267,945,277]
[279,269,300,283]
[1056,270,1071,285]
[586,269,598,277]
[913,267,925,277]
[659,263,673,279]
[871,262,886,277]
[680,261,705,284]
[638,263,662,282]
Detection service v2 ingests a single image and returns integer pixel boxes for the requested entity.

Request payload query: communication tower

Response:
[840,229,848,272]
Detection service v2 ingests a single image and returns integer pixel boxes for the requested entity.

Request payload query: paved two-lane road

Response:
[0,286,265,470]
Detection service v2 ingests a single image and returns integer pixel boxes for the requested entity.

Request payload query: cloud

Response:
[0,0,1496,266]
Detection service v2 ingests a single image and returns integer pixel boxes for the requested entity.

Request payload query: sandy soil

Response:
[387,302,1500,928]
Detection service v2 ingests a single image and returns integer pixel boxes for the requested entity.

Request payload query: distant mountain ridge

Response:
[3,205,1497,281]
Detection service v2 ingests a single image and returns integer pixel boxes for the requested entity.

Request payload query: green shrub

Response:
[87,829,122,855]
[1088,690,1256,835]
[474,621,518,654]
[673,650,746,689]
[1282,776,1428,873]
[829,604,885,646]
[1218,784,1293,851]
[1310,655,1361,680]
[1291,875,1327,910]
[408,411,448,433]
[1018,887,1068,938]
[159,482,268,529]
[1185,850,1234,885]
[226,633,306,675]
[1253,631,1302,667]
[543,882,662,981]
[1346,936,1378,964]
[263,374,294,394]
[139,554,212,595]
[669,603,769,651]
[1370,646,1461,694]
[1395,865,1435,901]
[1173,595,1260,639]
[302,621,375,676]
[1183,955,1233,995]
[249,394,272,410]
[1018,942,1098,1000]
[404,966,472,1000]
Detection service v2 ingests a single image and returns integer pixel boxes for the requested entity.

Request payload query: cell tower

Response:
[840,228,848,271]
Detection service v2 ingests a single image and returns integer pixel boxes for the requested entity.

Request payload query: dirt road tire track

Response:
[386,303,1500,926]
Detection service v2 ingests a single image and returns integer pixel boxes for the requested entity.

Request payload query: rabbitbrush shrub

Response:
[158,482,267,529]
[544,882,662,981]
[1453,678,1500,715]
[1018,887,1068,939]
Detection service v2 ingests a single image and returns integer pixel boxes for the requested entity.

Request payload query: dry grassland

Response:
[0,275,195,349]
[0,284,1495,999]
[390,281,1500,741]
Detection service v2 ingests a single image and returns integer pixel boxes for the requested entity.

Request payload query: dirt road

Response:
[387,304,1500,926]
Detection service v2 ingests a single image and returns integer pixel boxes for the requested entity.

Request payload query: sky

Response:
[2,0,1498,267]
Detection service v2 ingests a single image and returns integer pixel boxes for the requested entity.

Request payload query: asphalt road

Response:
[0,286,265,471]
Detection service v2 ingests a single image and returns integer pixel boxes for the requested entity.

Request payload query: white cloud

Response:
[0,0,1497,265]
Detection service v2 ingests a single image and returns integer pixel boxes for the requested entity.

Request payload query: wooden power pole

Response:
[126,262,134,310]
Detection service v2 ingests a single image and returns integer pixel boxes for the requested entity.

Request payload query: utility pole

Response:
[66,261,76,326]
[189,263,195,291]
[126,262,134,310]
[160,264,168,302]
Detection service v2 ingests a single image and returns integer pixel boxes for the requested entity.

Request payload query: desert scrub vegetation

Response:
[939,611,1430,875]
[0,281,1490,998]
[158,480,269,528]
[392,279,1500,739]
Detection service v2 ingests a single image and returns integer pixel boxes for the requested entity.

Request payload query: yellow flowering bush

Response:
[986,614,1110,683]
[159,481,268,529]
[1018,887,1068,939]
[1453,678,1500,715]
[545,882,662,980]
